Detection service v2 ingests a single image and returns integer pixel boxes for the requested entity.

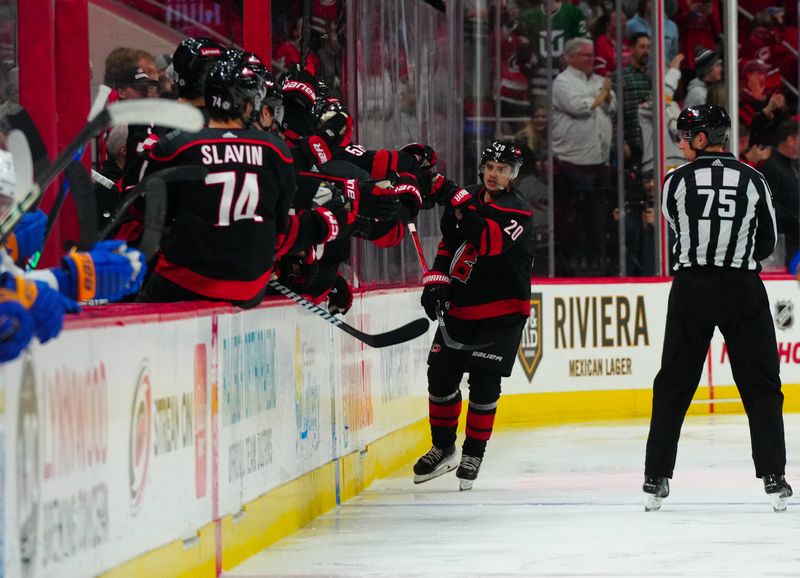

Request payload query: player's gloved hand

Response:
[434,177,471,209]
[281,65,317,109]
[54,241,146,302]
[357,180,400,222]
[4,209,47,263]
[0,272,68,344]
[392,182,423,221]
[0,298,34,362]
[420,270,450,321]
[327,274,353,315]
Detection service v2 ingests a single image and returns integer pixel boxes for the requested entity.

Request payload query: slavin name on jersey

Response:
[201,144,264,166]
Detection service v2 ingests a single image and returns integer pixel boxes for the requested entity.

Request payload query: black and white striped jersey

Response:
[662,151,777,271]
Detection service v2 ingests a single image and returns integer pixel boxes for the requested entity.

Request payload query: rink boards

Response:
[1,278,799,578]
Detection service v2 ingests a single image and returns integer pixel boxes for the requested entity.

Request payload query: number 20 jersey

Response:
[432,184,534,321]
[145,127,296,302]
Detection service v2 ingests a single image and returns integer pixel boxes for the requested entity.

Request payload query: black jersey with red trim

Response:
[431,184,533,321]
[144,127,295,302]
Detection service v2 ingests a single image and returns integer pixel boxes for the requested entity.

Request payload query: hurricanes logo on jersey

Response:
[450,242,478,283]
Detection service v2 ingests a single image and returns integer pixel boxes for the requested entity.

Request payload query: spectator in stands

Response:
[626,0,679,63]
[492,3,535,135]
[674,0,722,73]
[518,0,588,101]
[739,59,787,147]
[684,45,722,107]
[552,37,616,276]
[738,123,773,169]
[705,80,726,107]
[591,9,628,76]
[760,120,800,267]
[273,15,321,76]
[514,102,548,180]
[622,32,651,171]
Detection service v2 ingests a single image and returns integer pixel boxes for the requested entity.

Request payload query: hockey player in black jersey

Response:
[643,105,792,512]
[413,140,533,490]
[137,56,303,307]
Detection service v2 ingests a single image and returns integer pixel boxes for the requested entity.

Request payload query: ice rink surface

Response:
[225,414,800,577]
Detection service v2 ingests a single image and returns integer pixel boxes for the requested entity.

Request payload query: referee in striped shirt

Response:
[643,105,793,512]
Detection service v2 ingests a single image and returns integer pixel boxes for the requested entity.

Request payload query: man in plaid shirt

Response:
[623,32,652,173]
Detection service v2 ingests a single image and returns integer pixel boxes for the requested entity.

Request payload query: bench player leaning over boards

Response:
[643,105,793,512]
[137,56,295,307]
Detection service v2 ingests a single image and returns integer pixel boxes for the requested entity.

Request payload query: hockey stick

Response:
[4,130,34,202]
[406,222,493,351]
[268,280,429,348]
[138,175,168,260]
[97,165,209,241]
[0,104,49,178]
[0,99,205,244]
[63,161,98,251]
[91,169,116,190]
[36,87,111,245]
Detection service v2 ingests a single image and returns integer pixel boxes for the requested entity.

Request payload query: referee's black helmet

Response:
[677,105,731,146]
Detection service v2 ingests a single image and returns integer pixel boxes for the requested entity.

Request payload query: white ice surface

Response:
[225,414,800,577]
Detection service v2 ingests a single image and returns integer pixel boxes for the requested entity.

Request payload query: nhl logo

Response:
[517,294,543,382]
[775,300,794,330]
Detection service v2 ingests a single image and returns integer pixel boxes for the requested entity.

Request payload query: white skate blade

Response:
[644,495,663,512]
[771,493,789,512]
[459,478,474,491]
[413,454,457,484]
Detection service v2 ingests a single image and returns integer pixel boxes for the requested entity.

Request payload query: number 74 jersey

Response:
[432,184,534,321]
[144,127,296,302]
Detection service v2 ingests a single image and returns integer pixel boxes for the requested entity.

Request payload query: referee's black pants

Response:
[645,267,786,479]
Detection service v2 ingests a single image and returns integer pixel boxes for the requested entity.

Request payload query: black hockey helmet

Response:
[676,105,730,146]
[480,139,523,178]
[226,49,282,115]
[171,37,226,100]
[204,58,266,124]
[400,143,438,171]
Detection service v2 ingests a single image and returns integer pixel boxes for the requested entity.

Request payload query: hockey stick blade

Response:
[0,100,204,243]
[98,165,209,241]
[138,177,168,261]
[268,280,430,348]
[107,99,204,132]
[5,129,34,201]
[0,104,50,178]
[435,306,494,351]
[63,162,99,251]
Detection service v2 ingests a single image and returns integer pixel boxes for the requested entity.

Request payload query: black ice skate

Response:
[456,454,482,491]
[763,474,793,512]
[643,475,669,511]
[413,445,457,484]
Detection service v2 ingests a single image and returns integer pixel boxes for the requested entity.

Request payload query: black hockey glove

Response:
[357,180,400,222]
[420,270,450,321]
[327,274,353,315]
